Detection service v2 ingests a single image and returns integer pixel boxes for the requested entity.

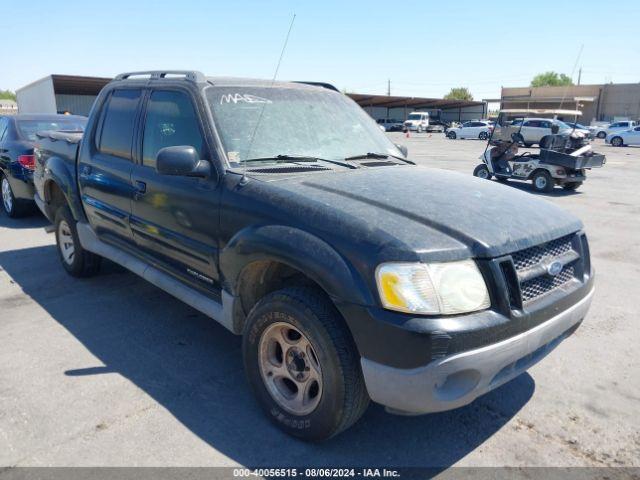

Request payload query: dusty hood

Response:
[272,165,583,260]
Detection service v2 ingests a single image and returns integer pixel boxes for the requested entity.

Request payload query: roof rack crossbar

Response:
[114,70,206,82]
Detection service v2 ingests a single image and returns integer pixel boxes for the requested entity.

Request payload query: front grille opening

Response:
[520,265,576,302]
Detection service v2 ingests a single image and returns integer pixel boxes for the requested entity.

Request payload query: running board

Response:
[76,222,236,333]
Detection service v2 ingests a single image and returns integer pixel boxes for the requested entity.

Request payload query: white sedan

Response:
[592,120,637,139]
[606,126,640,147]
[446,121,493,140]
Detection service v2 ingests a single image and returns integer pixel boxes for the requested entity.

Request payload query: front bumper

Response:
[360,286,593,414]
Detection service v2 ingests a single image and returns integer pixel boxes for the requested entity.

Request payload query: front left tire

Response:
[242,286,369,441]
[479,131,489,140]
[473,164,491,179]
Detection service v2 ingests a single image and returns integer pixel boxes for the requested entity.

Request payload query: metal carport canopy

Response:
[346,93,484,110]
[50,74,112,95]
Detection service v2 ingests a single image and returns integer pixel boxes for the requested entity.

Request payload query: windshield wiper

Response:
[244,154,319,163]
[344,152,415,165]
[243,154,357,169]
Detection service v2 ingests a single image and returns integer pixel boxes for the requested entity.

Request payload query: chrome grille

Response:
[511,234,579,303]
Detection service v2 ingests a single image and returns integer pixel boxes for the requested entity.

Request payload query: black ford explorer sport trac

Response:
[33,71,594,441]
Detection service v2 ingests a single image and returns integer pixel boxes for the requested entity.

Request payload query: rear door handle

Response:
[134,181,147,195]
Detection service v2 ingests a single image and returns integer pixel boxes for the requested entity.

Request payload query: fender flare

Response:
[42,156,86,222]
[220,225,373,308]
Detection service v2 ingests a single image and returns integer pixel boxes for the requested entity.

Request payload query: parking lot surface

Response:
[1,134,638,467]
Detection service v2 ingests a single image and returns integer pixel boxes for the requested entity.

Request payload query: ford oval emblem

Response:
[547,261,563,276]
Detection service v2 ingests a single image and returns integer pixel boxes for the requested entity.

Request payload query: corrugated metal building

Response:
[500,83,640,124]
[16,74,487,122]
[16,75,110,116]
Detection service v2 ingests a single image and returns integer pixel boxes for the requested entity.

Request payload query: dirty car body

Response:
[34,71,594,439]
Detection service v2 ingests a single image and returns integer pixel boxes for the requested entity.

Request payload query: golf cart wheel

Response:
[478,131,489,140]
[447,131,457,139]
[473,164,491,180]
[243,287,369,441]
[54,206,102,277]
[597,131,606,139]
[563,182,582,191]
[610,136,624,147]
[531,170,554,193]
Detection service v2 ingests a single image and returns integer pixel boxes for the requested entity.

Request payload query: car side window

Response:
[142,90,205,168]
[462,122,472,128]
[541,121,552,129]
[610,123,620,128]
[98,89,142,160]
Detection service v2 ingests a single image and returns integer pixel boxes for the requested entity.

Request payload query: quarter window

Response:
[0,118,8,142]
[142,90,205,168]
[98,89,142,160]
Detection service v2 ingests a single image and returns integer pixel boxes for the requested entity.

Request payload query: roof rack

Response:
[114,70,206,82]
[294,81,339,92]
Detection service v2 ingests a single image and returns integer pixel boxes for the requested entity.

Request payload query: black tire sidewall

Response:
[473,164,490,179]
[448,132,456,139]
[243,293,349,441]
[597,131,606,139]
[611,137,623,147]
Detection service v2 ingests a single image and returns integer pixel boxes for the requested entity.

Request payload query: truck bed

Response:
[35,130,83,163]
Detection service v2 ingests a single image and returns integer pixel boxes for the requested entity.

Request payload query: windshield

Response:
[407,114,423,120]
[17,118,86,141]
[206,86,401,164]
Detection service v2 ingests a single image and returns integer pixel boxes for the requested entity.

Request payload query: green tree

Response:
[0,90,16,101]
[530,72,573,87]
[444,87,473,101]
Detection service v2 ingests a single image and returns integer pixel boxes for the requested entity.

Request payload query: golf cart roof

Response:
[499,108,582,116]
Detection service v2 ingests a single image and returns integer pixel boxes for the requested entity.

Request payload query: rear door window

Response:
[0,118,8,142]
[142,90,205,168]
[98,89,142,160]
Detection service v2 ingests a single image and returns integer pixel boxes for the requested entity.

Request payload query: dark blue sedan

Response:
[0,114,86,217]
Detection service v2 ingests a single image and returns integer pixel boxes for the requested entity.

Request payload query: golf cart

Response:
[473,109,606,192]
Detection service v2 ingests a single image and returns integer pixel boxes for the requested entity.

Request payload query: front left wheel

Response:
[532,170,554,193]
[473,164,491,180]
[479,131,489,140]
[242,287,369,441]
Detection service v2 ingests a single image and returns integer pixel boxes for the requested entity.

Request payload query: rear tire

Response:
[447,131,456,139]
[532,170,554,193]
[597,131,606,139]
[473,164,491,180]
[243,287,369,441]
[610,136,624,147]
[54,206,101,277]
[562,182,582,191]
[479,131,489,140]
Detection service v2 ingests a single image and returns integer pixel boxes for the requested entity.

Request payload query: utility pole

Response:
[577,67,582,85]
[387,79,391,96]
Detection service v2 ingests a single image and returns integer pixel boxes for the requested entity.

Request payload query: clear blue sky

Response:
[3,0,639,99]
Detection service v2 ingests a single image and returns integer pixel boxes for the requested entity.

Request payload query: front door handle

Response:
[134,181,147,195]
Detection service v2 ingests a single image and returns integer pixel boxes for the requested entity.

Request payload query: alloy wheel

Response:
[2,178,13,213]
[58,220,76,266]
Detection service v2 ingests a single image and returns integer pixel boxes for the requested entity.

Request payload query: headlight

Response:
[375,260,490,315]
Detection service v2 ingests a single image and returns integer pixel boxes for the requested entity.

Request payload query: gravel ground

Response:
[0,134,638,468]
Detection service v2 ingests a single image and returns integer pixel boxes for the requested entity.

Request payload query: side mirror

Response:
[395,144,408,158]
[156,146,210,178]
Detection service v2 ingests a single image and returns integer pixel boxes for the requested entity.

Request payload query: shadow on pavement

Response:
[0,244,535,467]
[0,210,48,230]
